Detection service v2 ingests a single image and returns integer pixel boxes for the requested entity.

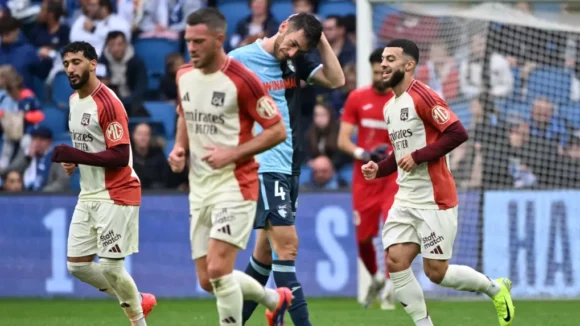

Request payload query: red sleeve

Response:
[94,90,130,149]
[228,60,282,129]
[411,121,468,164]
[413,87,459,133]
[376,152,397,178]
[341,90,359,125]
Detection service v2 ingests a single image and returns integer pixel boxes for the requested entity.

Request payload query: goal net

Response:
[356,2,580,300]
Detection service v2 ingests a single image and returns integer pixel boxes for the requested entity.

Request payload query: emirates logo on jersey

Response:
[106,122,124,141]
[256,96,278,120]
[432,106,450,124]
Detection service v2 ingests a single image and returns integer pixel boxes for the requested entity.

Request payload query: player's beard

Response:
[69,69,90,90]
[383,68,405,89]
[373,80,388,93]
[273,33,287,61]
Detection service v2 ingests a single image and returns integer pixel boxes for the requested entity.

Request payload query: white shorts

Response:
[382,205,458,260]
[190,200,256,260]
[67,201,139,259]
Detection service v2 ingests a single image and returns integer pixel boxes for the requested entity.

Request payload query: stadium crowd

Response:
[0,0,579,193]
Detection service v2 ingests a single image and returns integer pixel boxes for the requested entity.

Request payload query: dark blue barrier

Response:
[0,193,357,298]
[0,191,481,298]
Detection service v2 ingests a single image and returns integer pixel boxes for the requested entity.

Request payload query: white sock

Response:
[416,315,434,326]
[233,270,279,311]
[211,273,243,326]
[67,262,116,296]
[390,268,429,323]
[440,265,500,297]
[372,271,385,284]
[100,258,145,324]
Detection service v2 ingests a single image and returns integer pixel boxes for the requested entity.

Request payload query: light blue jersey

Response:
[229,41,293,175]
[229,39,321,175]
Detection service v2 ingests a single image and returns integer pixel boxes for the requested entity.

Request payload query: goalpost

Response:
[355,1,580,302]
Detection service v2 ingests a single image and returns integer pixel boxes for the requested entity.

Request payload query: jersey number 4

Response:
[274,180,286,200]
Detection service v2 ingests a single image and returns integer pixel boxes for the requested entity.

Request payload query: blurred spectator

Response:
[327,63,356,115]
[99,31,148,116]
[529,96,567,149]
[416,39,459,101]
[0,15,53,88]
[5,0,41,22]
[292,0,317,14]
[229,0,278,50]
[30,1,70,50]
[379,11,439,61]
[305,102,350,170]
[5,126,69,192]
[304,155,342,189]
[321,15,355,67]
[342,13,356,45]
[70,0,131,57]
[118,0,180,39]
[554,130,580,188]
[460,33,513,100]
[131,123,170,189]
[159,52,184,101]
[0,66,44,173]
[450,98,483,188]
[1,169,23,192]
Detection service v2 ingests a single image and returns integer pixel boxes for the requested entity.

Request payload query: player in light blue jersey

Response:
[229,13,344,326]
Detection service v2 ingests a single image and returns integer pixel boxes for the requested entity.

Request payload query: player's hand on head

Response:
[168,146,186,173]
[397,154,417,172]
[201,145,236,169]
[361,161,378,180]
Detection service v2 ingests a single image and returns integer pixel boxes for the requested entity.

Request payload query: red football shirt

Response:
[341,85,398,210]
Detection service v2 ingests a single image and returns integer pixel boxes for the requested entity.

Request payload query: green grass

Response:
[0,298,576,325]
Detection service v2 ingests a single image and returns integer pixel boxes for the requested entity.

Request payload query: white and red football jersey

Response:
[176,58,282,206]
[69,83,141,205]
[383,79,458,210]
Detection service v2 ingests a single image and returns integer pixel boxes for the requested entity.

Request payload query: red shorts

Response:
[352,183,397,242]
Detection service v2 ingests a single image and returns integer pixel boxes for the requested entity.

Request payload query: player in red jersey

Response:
[338,48,397,309]
[362,39,514,326]
[51,41,156,326]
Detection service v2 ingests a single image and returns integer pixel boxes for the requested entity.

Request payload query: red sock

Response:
[358,241,378,276]
[384,251,390,279]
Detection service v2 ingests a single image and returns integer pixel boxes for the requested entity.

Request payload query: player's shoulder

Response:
[223,58,262,88]
[407,79,446,109]
[228,42,256,59]
[176,62,195,80]
[92,83,124,112]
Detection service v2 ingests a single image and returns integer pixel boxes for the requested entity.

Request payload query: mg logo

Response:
[432,105,450,124]
[256,96,278,120]
[106,122,124,141]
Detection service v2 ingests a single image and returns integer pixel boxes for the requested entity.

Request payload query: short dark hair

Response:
[0,16,21,35]
[106,31,126,44]
[186,8,227,33]
[287,13,322,49]
[46,2,65,20]
[386,39,420,64]
[369,48,383,65]
[325,15,344,28]
[61,42,98,61]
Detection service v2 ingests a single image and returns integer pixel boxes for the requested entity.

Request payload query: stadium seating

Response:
[318,0,356,17]
[217,0,249,38]
[144,101,177,138]
[51,71,74,109]
[527,67,572,105]
[338,163,354,184]
[39,105,68,134]
[133,38,180,91]
[270,0,293,24]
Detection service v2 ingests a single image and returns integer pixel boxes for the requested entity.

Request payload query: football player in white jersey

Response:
[361,39,515,326]
[167,8,293,326]
[51,41,156,326]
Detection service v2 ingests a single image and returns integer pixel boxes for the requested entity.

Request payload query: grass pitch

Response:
[0,298,576,325]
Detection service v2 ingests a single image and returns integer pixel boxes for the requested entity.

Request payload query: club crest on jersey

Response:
[257,96,278,120]
[211,91,225,107]
[400,107,409,121]
[81,113,91,126]
[432,105,450,124]
[106,122,124,141]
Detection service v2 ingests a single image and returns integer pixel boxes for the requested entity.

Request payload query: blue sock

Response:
[242,256,271,324]
[273,260,311,326]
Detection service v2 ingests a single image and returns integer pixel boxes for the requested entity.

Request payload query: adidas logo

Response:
[429,245,443,255]
[217,224,232,236]
[221,316,236,324]
[108,244,122,253]
[182,92,190,102]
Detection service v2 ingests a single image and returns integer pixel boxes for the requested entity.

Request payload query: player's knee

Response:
[66,261,91,279]
[270,226,299,260]
[99,258,125,283]
[198,276,213,293]
[423,261,448,284]
[386,249,412,273]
